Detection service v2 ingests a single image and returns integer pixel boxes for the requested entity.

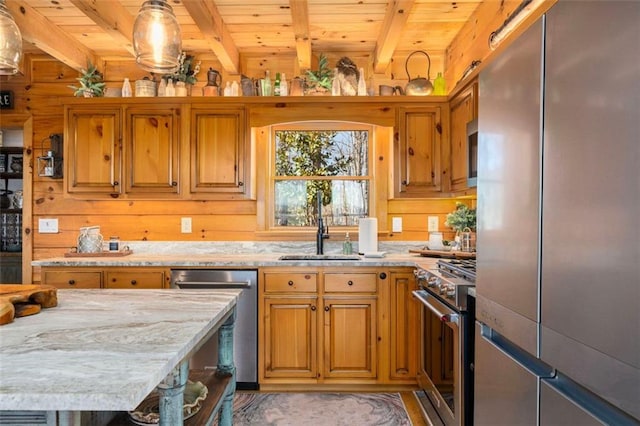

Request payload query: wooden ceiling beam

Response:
[182,0,240,74]
[6,0,99,72]
[373,0,415,73]
[289,0,311,70]
[68,0,135,57]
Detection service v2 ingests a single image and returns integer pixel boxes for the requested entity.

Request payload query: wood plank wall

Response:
[1,54,473,284]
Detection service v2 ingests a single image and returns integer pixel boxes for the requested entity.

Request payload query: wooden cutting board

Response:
[0,284,58,326]
[409,249,476,259]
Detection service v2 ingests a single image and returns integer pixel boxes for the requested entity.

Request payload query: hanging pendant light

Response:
[0,0,23,75]
[133,0,181,73]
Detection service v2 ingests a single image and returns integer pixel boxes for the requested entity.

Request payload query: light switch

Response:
[39,218,59,233]
[181,217,192,233]
[428,216,439,232]
[392,217,402,232]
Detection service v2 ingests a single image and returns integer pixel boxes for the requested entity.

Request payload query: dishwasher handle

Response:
[174,280,252,289]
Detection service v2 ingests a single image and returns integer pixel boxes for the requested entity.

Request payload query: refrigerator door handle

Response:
[542,373,639,425]
[479,322,554,378]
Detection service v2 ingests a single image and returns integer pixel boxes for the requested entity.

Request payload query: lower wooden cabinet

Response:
[260,267,415,386]
[42,269,103,289]
[105,269,167,289]
[41,267,169,289]
[388,270,420,381]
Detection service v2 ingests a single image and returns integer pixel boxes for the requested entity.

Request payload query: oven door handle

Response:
[412,290,459,324]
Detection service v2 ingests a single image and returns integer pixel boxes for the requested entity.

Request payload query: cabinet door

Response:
[389,271,420,380]
[322,296,377,379]
[395,106,443,197]
[105,269,166,289]
[125,106,180,195]
[263,297,318,379]
[449,81,477,192]
[65,107,121,194]
[42,269,102,289]
[190,108,247,194]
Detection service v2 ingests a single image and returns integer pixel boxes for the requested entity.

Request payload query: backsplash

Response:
[124,240,428,255]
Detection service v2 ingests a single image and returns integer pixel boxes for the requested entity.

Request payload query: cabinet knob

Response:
[238,181,244,187]
[379,272,387,279]
[288,280,294,286]
[68,279,76,285]
[324,306,330,312]
[347,280,354,286]
[113,181,119,186]
[130,280,137,285]
[311,305,316,311]
[171,181,177,186]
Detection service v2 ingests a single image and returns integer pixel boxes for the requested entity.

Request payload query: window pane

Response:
[274,180,369,227]
[275,130,368,177]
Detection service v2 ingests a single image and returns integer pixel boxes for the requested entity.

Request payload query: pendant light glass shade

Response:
[0,0,22,75]
[133,0,181,73]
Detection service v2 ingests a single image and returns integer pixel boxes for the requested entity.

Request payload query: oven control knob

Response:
[427,276,438,287]
[447,289,456,297]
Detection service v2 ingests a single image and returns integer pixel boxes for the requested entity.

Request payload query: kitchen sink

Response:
[278,254,361,261]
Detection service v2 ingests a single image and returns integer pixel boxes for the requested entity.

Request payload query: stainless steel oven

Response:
[413,259,475,426]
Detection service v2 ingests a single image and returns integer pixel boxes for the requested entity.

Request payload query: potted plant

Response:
[445,202,476,232]
[68,62,106,97]
[305,54,332,95]
[165,52,201,95]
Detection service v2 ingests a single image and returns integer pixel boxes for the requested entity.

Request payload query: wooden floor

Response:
[400,391,428,426]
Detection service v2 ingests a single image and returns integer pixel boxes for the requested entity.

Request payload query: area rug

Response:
[232,392,412,425]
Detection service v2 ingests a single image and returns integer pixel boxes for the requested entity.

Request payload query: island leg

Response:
[157,360,189,426]
[216,309,236,426]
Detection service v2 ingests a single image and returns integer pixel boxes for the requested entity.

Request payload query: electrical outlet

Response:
[392,217,402,232]
[181,217,192,233]
[39,218,59,233]
[428,216,439,232]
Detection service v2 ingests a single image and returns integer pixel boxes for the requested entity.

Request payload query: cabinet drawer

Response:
[264,273,317,292]
[43,270,102,289]
[324,273,377,293]
[105,271,165,289]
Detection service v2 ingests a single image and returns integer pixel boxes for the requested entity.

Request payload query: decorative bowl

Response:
[128,380,208,425]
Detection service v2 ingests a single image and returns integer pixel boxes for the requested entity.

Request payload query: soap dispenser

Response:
[343,232,353,255]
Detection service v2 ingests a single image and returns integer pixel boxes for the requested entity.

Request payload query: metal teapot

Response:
[404,50,434,96]
[203,68,222,96]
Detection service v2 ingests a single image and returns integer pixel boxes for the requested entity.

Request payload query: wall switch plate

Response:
[392,217,402,232]
[428,216,439,232]
[39,218,59,233]
[181,217,192,233]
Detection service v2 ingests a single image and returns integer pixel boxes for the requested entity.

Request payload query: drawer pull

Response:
[130,280,137,285]
[288,280,294,286]
[347,280,354,286]
[68,279,76,285]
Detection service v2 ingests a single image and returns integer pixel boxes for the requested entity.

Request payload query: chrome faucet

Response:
[316,190,329,254]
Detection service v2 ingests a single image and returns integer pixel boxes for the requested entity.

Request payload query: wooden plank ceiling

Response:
[6,0,481,74]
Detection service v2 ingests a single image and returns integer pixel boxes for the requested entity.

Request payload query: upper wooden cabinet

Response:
[449,80,478,193]
[394,106,444,198]
[65,106,121,195]
[65,104,181,198]
[190,107,247,195]
[125,105,180,195]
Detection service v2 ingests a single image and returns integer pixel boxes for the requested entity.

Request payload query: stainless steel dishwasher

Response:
[171,269,258,390]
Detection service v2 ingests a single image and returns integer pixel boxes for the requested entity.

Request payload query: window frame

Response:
[268,121,376,232]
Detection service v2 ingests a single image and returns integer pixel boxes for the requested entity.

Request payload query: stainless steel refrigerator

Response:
[475,1,640,424]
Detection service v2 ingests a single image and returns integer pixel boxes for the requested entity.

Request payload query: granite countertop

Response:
[0,289,241,411]
[32,252,439,269]
[32,241,441,270]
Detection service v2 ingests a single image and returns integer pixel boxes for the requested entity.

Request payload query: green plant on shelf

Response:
[445,202,476,232]
[68,62,106,97]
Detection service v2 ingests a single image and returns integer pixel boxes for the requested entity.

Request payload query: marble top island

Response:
[0,289,241,422]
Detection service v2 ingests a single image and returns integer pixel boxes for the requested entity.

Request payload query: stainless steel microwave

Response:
[467,118,478,187]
